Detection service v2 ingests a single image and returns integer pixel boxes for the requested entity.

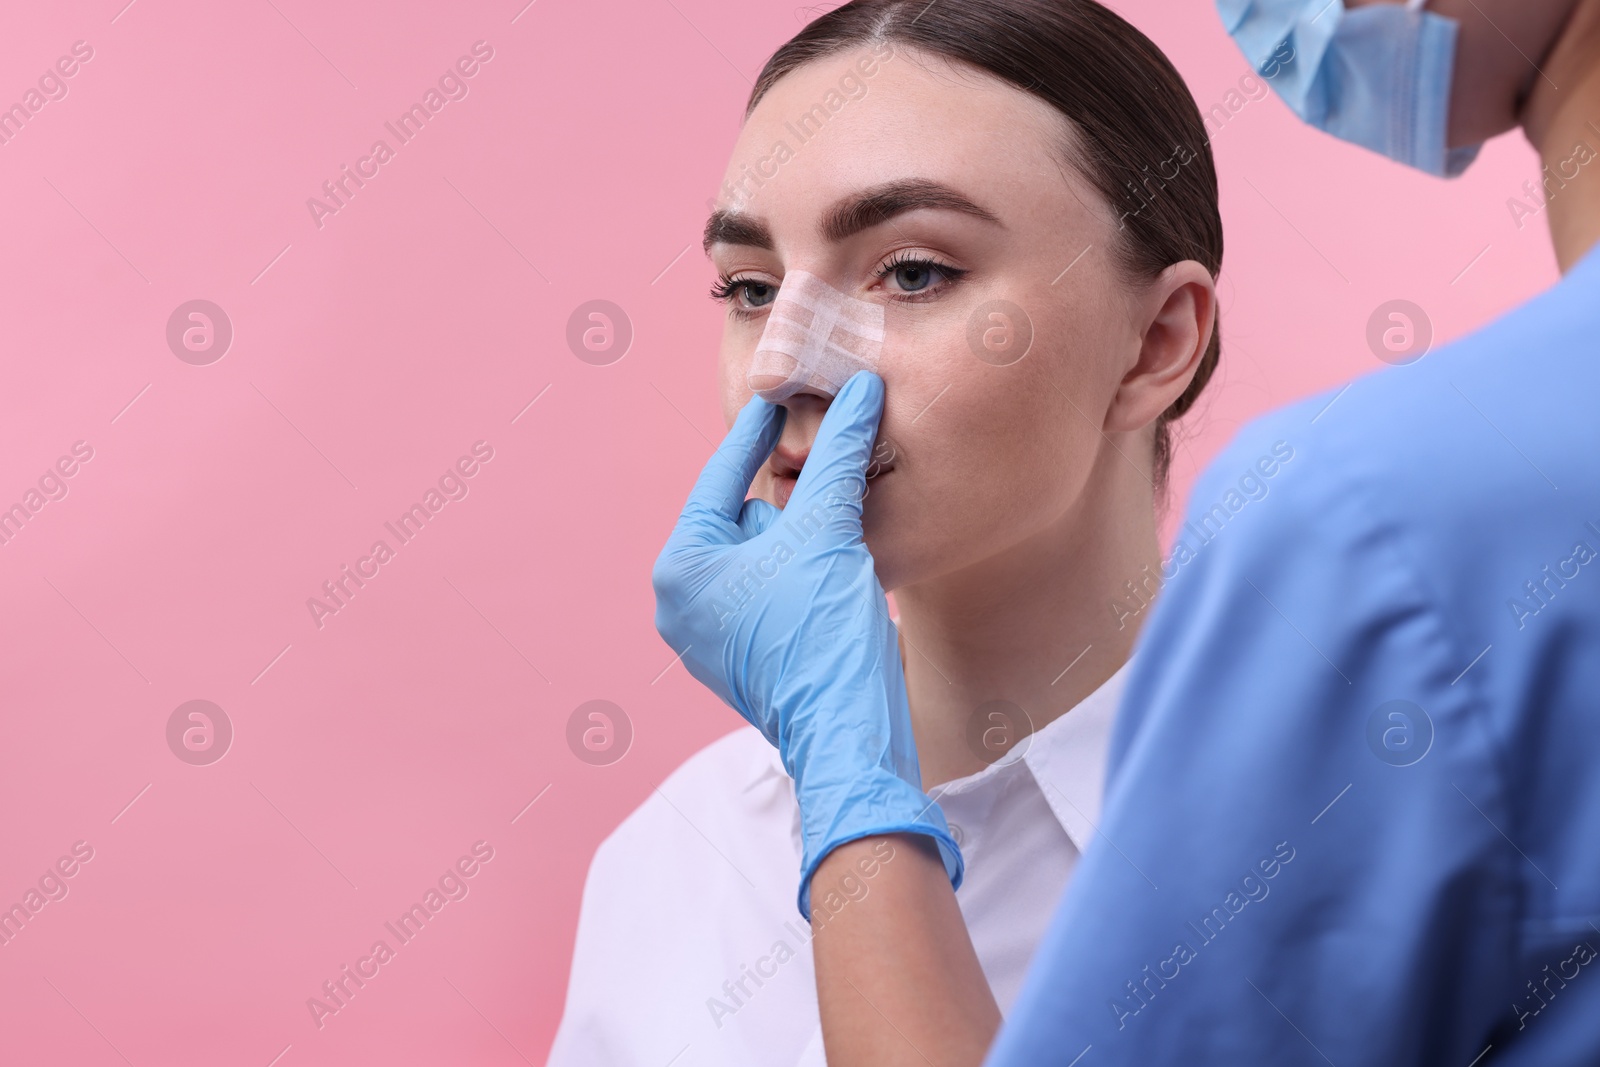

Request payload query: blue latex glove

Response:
[652,370,963,918]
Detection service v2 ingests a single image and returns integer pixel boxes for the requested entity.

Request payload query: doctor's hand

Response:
[651,370,963,918]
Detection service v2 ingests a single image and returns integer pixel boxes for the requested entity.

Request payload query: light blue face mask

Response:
[1217,0,1483,176]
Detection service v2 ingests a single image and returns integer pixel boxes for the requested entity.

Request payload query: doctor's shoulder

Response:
[1187,264,1600,563]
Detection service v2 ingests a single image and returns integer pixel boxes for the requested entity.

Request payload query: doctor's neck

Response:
[1520,0,1600,272]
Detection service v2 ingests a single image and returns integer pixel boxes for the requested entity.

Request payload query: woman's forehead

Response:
[719,50,1087,229]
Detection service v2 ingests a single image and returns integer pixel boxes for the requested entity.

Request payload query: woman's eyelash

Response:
[873,253,967,295]
[709,255,968,318]
[708,275,775,320]
[708,275,758,301]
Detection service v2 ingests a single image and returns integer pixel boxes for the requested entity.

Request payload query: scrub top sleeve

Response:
[985,425,1518,1066]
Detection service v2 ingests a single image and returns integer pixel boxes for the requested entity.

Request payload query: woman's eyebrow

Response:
[702,178,1002,254]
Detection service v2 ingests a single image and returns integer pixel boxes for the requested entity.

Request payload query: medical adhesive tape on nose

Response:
[748,270,885,402]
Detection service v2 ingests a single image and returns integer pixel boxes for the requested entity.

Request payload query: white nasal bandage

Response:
[748,270,885,402]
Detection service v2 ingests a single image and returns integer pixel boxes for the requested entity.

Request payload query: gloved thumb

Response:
[680,395,785,530]
[737,497,782,539]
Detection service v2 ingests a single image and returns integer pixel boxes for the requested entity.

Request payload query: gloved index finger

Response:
[680,394,786,529]
[787,370,882,525]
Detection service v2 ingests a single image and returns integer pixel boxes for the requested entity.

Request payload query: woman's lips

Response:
[770,465,892,510]
[773,474,798,510]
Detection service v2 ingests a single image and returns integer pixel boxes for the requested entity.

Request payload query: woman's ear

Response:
[1104,261,1216,434]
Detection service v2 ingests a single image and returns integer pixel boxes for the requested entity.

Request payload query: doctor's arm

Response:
[651,373,982,1065]
[814,426,1517,1067]
[985,431,1514,1064]
[810,834,997,1067]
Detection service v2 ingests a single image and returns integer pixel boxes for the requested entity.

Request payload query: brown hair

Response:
[747,0,1222,486]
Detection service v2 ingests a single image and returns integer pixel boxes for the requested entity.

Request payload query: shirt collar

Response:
[746,656,1135,857]
[1014,656,1133,854]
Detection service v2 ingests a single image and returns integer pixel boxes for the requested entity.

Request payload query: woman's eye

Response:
[710,276,778,317]
[876,256,965,298]
[713,259,964,315]
[888,261,938,292]
[738,281,777,308]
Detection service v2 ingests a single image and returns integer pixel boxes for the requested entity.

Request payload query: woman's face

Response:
[707,45,1145,592]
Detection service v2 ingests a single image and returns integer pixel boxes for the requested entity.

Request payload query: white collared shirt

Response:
[547,660,1132,1067]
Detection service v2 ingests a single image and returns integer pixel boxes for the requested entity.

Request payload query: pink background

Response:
[0,0,1557,1063]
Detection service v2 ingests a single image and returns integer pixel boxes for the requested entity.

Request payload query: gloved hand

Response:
[652,370,963,919]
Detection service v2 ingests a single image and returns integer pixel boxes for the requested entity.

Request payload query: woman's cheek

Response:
[876,318,968,416]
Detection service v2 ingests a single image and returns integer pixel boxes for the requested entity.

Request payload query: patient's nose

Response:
[747,268,882,403]
[749,352,828,403]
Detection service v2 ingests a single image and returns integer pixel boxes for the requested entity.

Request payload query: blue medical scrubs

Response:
[988,241,1600,1065]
